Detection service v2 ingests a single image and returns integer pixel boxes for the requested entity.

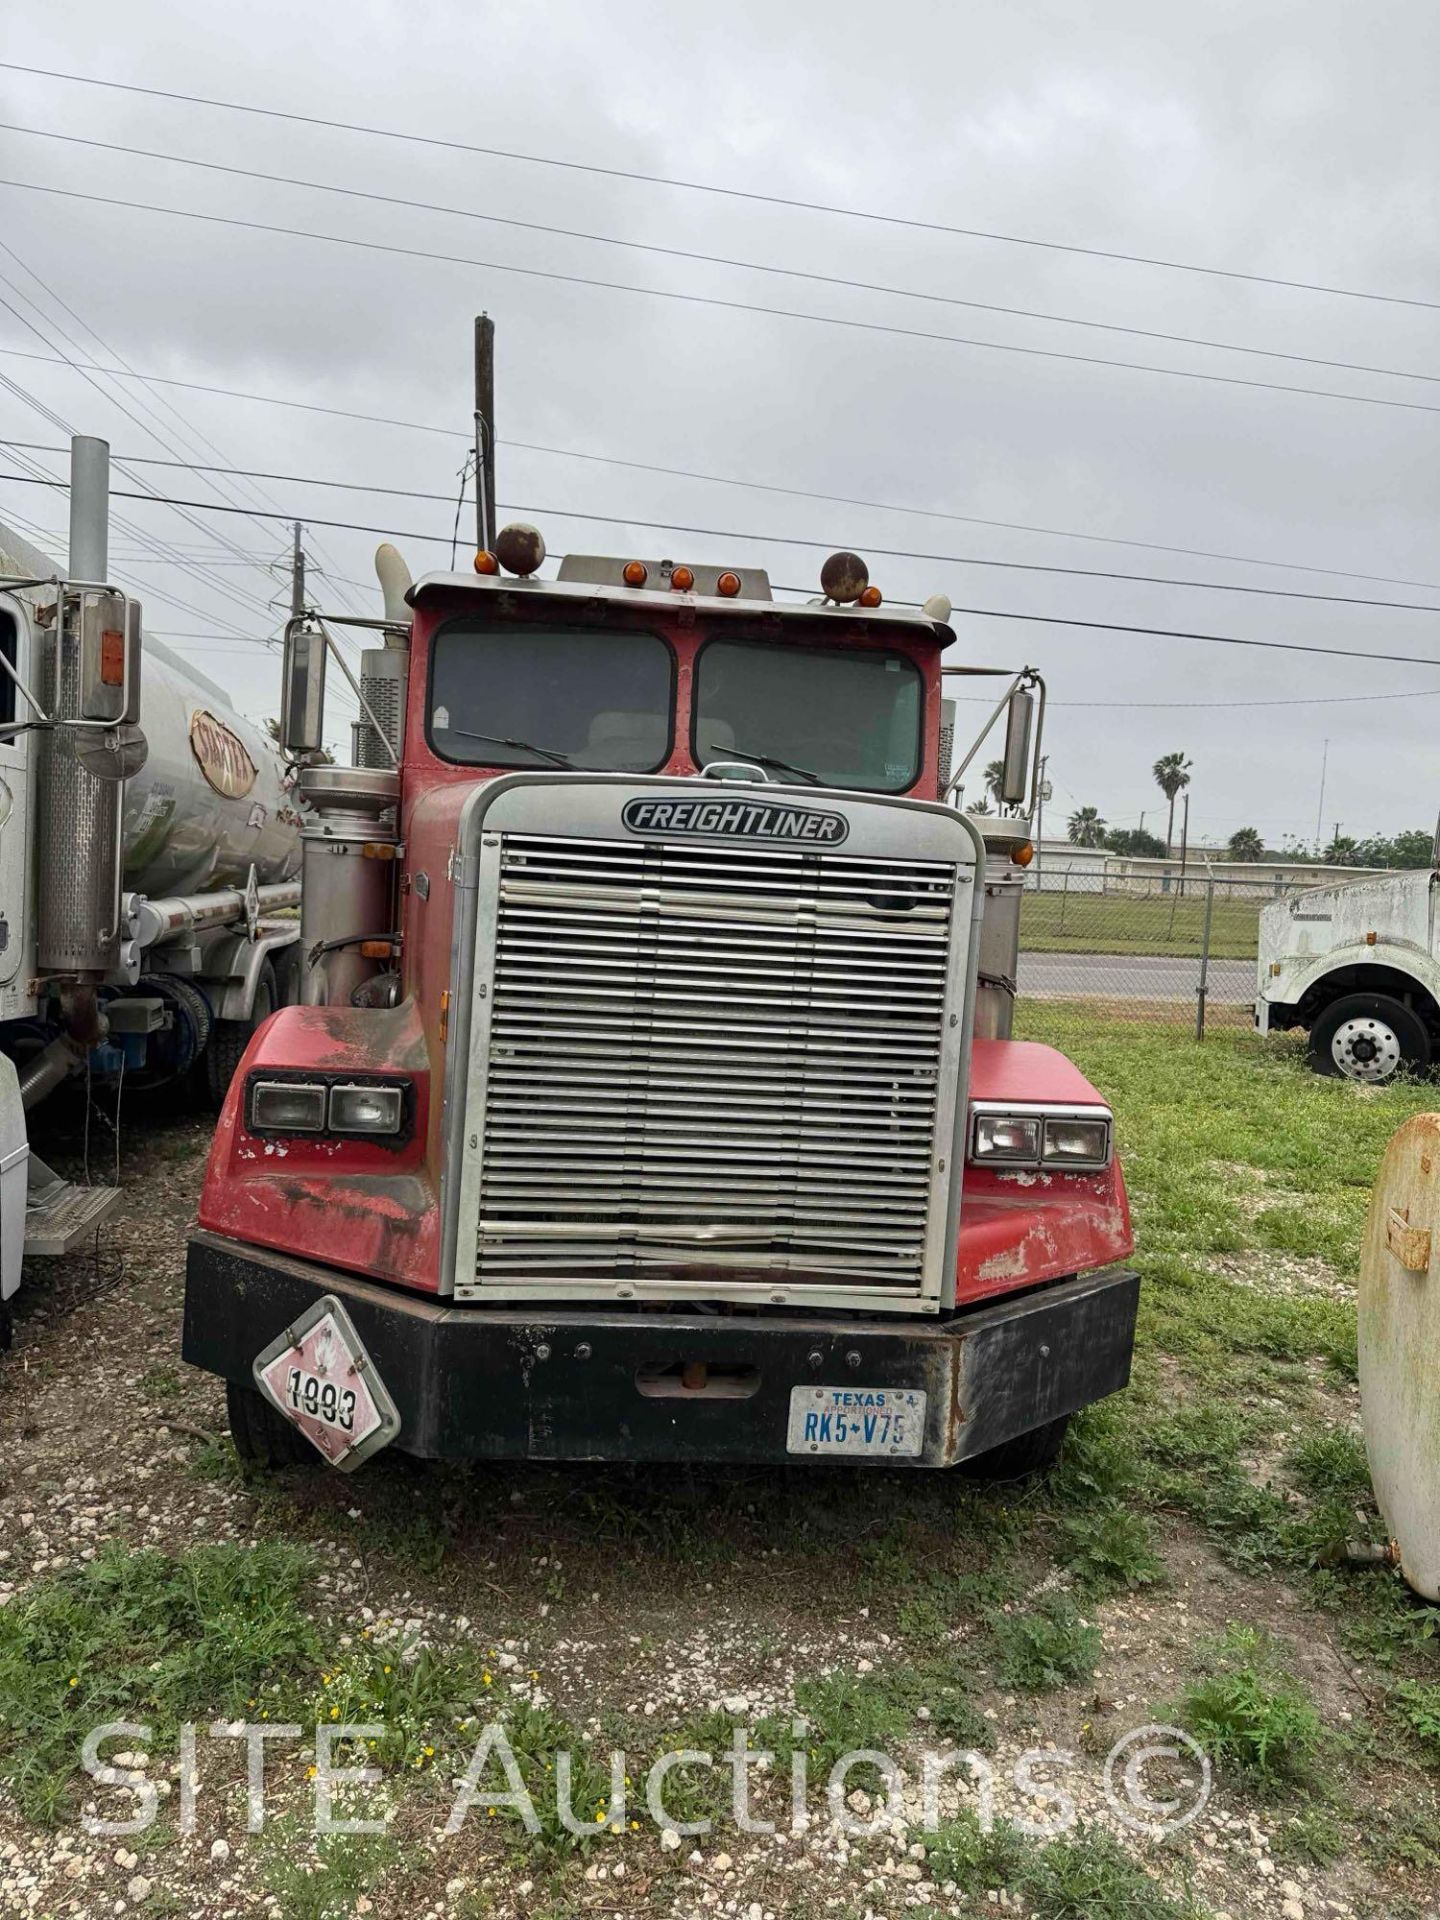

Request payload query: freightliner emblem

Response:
[621,796,849,845]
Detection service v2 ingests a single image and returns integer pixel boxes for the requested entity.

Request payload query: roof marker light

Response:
[858,585,883,608]
[670,565,695,592]
[623,560,648,587]
[473,550,500,575]
[716,571,742,597]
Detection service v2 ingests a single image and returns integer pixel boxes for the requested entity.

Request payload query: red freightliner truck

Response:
[183,420,1136,1476]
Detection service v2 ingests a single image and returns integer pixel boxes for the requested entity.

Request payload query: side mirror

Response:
[1000,688,1034,807]
[78,589,141,725]
[281,617,327,754]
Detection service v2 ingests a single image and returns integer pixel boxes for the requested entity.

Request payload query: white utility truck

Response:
[0,437,303,1342]
[1257,865,1439,1083]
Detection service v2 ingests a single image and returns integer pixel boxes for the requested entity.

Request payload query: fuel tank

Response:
[0,516,302,897]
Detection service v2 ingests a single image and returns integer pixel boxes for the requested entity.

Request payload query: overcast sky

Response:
[1,2,1436,848]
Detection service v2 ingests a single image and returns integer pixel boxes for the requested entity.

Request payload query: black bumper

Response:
[183,1230,1138,1468]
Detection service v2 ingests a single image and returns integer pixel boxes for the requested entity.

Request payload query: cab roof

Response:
[406,566,955,646]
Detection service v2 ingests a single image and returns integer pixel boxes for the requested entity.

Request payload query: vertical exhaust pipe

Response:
[68,435,110,582]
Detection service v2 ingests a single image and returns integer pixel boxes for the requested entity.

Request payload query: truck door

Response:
[0,598,30,989]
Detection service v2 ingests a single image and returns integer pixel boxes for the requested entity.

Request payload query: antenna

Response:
[473,314,496,554]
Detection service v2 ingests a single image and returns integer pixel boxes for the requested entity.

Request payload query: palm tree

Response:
[983,758,1006,809]
[1227,826,1264,862]
[1067,805,1107,847]
[1152,751,1192,855]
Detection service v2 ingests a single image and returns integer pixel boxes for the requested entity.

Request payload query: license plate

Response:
[787,1385,926,1458]
[253,1296,401,1472]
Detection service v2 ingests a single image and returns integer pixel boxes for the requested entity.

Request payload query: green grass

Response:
[1020,889,1262,960]
[0,1542,322,1823]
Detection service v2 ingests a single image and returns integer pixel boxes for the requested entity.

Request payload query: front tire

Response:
[1309,993,1430,1085]
[958,1413,1071,1481]
[202,959,279,1110]
[225,1380,318,1468]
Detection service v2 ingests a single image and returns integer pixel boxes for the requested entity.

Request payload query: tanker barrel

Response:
[68,436,110,581]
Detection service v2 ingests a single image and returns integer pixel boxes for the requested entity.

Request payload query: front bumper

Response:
[183,1230,1139,1468]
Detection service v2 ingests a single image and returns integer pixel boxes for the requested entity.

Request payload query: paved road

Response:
[1017,951,1254,1004]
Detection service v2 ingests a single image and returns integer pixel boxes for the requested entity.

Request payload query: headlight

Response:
[968,1103,1113,1170]
[250,1080,326,1132]
[329,1083,404,1135]
[972,1112,1042,1163]
[1042,1115,1112,1168]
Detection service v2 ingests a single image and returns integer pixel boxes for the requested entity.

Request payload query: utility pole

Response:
[1033,753,1048,886]
[1179,790,1190,896]
[474,313,496,554]
[290,521,306,617]
[1314,738,1330,854]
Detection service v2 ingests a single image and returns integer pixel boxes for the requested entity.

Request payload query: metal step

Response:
[25,1168,123,1256]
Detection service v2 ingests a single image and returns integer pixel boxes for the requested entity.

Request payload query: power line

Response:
[945,682,1440,709]
[4,351,1433,596]
[4,59,1435,313]
[5,450,1436,613]
[5,467,1439,672]
[6,176,1439,420]
[7,121,1438,392]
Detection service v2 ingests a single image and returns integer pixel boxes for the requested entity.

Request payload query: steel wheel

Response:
[1310,993,1430,1085]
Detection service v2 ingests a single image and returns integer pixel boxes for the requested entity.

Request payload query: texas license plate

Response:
[253,1296,400,1471]
[787,1385,926,1458]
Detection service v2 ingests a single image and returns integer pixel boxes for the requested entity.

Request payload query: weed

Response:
[1178,1628,1324,1792]
[262,1818,407,1920]
[1285,1426,1372,1503]
[1056,1508,1164,1596]
[926,1813,1198,1919]
[991,1595,1101,1692]
[1390,1680,1440,1763]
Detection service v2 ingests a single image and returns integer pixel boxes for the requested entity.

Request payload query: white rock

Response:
[126,1878,151,1901]
[712,1852,733,1872]
[722,1695,749,1716]
[210,1839,230,1862]
[1280,1904,1303,1920]
[660,1828,682,1852]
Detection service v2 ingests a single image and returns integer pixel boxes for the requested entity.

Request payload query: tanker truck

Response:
[180,342,1137,1479]
[0,437,303,1342]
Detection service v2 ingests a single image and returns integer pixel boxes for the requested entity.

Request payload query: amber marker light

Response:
[858,585,883,608]
[622,560,648,587]
[670,565,695,591]
[473,550,500,575]
[1011,841,1036,867]
[716,571,742,597]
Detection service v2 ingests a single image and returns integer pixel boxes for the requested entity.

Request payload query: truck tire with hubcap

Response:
[1309,992,1429,1085]
[225,1380,317,1468]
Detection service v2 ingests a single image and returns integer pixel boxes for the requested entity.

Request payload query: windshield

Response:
[692,638,923,793]
[429,620,673,770]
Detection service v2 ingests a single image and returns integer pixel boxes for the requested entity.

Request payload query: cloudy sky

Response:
[1,1,1436,849]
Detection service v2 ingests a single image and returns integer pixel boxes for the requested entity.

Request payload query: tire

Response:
[225,1380,318,1468]
[957,1413,1071,1482]
[1308,992,1430,1086]
[201,959,278,1110]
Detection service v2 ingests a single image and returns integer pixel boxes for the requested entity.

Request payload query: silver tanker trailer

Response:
[0,436,304,1340]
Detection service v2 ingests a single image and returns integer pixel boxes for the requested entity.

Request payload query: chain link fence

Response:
[1017,867,1318,1033]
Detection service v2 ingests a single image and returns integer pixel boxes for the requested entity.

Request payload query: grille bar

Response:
[462,828,964,1300]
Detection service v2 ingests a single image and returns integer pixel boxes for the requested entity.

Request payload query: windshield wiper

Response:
[706,743,822,786]
[444,727,576,768]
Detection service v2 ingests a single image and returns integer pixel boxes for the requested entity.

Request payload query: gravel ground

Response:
[2,1105,1438,1920]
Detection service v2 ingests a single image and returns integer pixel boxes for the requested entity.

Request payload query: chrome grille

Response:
[461,831,964,1301]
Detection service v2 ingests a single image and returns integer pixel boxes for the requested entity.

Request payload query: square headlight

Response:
[251,1080,326,1132]
[328,1082,404,1135]
[1042,1115,1112,1168]
[972,1112,1042,1164]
